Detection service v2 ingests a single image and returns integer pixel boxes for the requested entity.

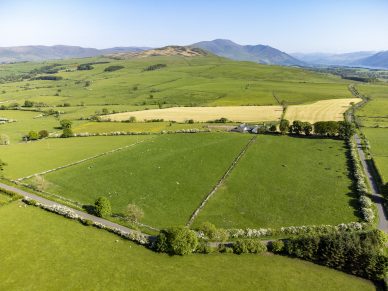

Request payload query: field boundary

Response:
[15,137,154,182]
[186,135,257,226]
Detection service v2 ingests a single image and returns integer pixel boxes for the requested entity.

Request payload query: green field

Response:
[0,110,60,143]
[42,133,252,227]
[0,55,353,112]
[73,121,211,134]
[0,202,374,290]
[362,128,388,183]
[2,135,152,179]
[194,135,358,228]
[356,84,388,184]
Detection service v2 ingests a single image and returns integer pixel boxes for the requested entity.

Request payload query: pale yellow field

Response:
[103,106,283,123]
[284,98,362,123]
[103,98,361,124]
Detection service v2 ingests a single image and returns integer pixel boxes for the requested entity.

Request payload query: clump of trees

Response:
[60,120,73,138]
[77,64,94,71]
[154,227,198,255]
[94,197,112,218]
[104,65,124,72]
[276,230,388,281]
[276,119,354,139]
[143,64,167,71]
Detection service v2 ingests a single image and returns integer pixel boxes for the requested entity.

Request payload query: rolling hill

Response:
[191,39,305,66]
[355,51,388,68]
[0,45,149,63]
[291,51,376,66]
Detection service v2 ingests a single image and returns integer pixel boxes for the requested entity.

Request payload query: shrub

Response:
[269,124,277,132]
[94,197,112,218]
[61,128,73,138]
[269,240,285,253]
[38,130,49,139]
[233,239,267,254]
[195,241,214,254]
[28,131,39,140]
[128,116,136,123]
[124,203,144,222]
[218,244,234,254]
[60,119,72,129]
[24,199,38,206]
[155,227,198,255]
[198,221,217,239]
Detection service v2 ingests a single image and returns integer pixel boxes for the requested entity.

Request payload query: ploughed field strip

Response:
[193,135,359,229]
[40,133,252,228]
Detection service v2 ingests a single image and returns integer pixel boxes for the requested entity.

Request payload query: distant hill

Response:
[355,51,388,69]
[106,46,209,59]
[191,39,305,66]
[0,45,149,63]
[291,51,377,67]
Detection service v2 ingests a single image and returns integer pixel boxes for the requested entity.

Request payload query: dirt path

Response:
[0,182,152,239]
[354,134,388,232]
[186,135,257,227]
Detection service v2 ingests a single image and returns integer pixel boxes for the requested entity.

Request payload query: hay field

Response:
[284,98,361,123]
[103,106,283,122]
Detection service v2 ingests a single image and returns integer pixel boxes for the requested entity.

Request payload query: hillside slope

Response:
[191,39,305,66]
[355,51,388,68]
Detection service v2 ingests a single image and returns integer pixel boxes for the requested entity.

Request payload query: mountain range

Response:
[0,40,387,69]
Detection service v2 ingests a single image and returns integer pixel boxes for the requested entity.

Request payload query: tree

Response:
[155,227,198,255]
[102,108,109,115]
[269,124,277,132]
[38,130,49,139]
[94,197,112,218]
[23,100,34,107]
[28,131,39,140]
[60,119,72,129]
[338,121,354,139]
[61,128,73,138]
[124,204,144,222]
[128,116,136,123]
[290,120,303,135]
[302,122,313,136]
[0,134,10,145]
[279,119,290,134]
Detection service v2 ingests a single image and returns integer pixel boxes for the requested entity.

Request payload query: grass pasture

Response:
[284,98,361,123]
[73,121,212,134]
[103,106,283,123]
[194,135,358,229]
[43,133,252,228]
[0,202,374,290]
[2,135,152,179]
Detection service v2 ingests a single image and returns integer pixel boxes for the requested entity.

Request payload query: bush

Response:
[233,239,267,254]
[198,222,217,239]
[124,203,144,222]
[38,130,49,139]
[269,240,285,253]
[155,227,198,255]
[279,119,289,134]
[24,199,38,206]
[28,131,39,140]
[195,241,214,254]
[60,119,72,129]
[94,197,112,218]
[61,128,73,138]
[218,244,234,254]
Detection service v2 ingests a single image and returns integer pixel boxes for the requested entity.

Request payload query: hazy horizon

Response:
[0,0,387,53]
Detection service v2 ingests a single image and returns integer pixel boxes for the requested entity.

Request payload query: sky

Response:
[0,0,387,53]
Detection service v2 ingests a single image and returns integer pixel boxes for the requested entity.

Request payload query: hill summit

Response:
[106,46,209,59]
[191,39,305,66]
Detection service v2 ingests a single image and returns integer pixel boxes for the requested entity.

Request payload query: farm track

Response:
[16,137,153,182]
[354,134,388,233]
[186,135,257,227]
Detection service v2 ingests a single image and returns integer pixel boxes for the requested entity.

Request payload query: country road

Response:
[0,182,151,239]
[354,134,388,232]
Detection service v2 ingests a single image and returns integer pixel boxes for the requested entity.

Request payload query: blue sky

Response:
[0,0,387,53]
